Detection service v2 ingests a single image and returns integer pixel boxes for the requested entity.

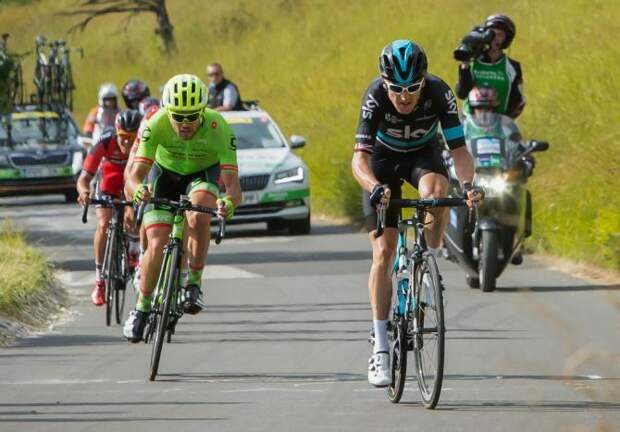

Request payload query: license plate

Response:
[242,191,259,205]
[21,166,56,178]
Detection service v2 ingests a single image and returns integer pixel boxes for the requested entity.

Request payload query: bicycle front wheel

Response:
[102,228,116,326]
[413,253,445,409]
[149,244,179,381]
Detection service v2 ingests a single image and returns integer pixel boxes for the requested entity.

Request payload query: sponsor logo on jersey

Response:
[362,94,378,120]
[211,121,218,129]
[384,113,402,124]
[444,90,458,114]
[386,125,431,140]
[141,126,151,142]
[229,136,237,151]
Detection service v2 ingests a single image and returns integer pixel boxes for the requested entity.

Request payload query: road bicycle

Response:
[135,196,225,381]
[375,196,467,409]
[82,197,134,326]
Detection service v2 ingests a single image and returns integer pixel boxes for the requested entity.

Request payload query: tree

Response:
[61,0,176,54]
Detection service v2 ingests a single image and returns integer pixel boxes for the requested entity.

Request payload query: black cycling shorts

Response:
[143,162,221,228]
[362,143,448,232]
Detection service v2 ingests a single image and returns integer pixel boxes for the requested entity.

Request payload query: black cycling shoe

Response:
[123,310,148,343]
[511,251,523,265]
[182,284,203,315]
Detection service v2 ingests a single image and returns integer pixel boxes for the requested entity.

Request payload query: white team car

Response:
[220,105,310,234]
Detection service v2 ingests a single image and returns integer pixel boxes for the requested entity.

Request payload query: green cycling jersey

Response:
[135,108,238,175]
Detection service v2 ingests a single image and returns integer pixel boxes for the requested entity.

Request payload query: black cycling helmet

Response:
[379,40,427,85]
[138,96,160,116]
[122,79,150,108]
[115,110,142,133]
[484,14,516,49]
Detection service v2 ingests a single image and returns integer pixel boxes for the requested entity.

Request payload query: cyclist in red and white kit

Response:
[76,110,143,306]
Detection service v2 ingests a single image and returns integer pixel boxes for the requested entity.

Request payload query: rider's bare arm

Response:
[220,170,241,207]
[352,151,381,193]
[127,162,152,198]
[450,146,475,185]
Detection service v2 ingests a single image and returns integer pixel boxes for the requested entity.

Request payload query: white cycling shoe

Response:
[368,351,391,387]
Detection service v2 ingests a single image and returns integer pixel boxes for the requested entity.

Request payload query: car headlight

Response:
[274,166,304,184]
[476,174,508,196]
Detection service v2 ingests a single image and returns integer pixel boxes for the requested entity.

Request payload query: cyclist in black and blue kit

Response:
[351,40,482,387]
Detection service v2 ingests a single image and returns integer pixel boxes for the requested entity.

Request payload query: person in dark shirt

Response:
[206,63,243,111]
[351,39,482,387]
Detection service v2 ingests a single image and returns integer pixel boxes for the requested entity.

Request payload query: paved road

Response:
[0,195,618,432]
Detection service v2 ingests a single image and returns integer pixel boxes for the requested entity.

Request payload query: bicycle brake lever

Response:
[81,203,89,224]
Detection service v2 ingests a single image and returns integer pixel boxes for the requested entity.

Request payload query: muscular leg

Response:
[140,225,172,298]
[368,228,398,320]
[185,191,217,274]
[94,207,113,265]
[417,172,449,249]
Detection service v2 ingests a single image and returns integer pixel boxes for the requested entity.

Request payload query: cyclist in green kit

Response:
[122,74,241,343]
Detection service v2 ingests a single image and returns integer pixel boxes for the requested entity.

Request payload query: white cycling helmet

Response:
[98,83,119,106]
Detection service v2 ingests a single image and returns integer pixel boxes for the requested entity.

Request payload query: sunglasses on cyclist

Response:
[117,132,137,146]
[385,78,425,95]
[169,111,202,123]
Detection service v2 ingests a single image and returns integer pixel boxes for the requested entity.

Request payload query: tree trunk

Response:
[154,0,175,54]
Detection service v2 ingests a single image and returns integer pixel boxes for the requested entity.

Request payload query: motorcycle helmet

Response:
[484,14,516,49]
[468,86,499,110]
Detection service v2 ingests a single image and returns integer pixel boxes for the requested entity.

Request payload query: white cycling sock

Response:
[95,263,102,281]
[373,319,389,354]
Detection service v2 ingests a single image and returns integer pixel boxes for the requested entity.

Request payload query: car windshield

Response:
[227,117,285,150]
[0,113,77,145]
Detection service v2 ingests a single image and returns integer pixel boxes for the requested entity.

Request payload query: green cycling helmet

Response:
[162,74,207,113]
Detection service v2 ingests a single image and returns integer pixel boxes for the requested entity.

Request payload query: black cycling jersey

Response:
[354,74,466,154]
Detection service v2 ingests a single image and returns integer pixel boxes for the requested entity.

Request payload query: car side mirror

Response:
[290,135,306,149]
[528,140,550,152]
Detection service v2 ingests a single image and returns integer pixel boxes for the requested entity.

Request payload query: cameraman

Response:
[455,14,525,118]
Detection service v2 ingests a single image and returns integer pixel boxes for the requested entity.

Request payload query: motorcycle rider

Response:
[122,79,150,110]
[466,86,534,264]
[82,83,120,147]
[456,14,525,118]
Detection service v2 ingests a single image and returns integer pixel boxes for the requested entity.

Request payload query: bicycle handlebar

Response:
[374,197,469,238]
[81,198,133,224]
[134,197,226,245]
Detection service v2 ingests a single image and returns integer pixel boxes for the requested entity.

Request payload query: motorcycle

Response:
[443,111,549,291]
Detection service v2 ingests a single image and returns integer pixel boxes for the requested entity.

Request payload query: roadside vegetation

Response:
[0,0,618,269]
[0,221,65,340]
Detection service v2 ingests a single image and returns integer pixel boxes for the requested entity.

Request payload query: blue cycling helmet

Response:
[379,40,428,84]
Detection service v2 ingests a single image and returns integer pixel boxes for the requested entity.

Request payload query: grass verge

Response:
[0,221,67,344]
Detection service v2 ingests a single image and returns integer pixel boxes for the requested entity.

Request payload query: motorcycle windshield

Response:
[464,112,522,171]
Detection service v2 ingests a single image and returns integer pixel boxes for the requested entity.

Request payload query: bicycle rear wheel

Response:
[114,240,128,324]
[413,253,445,409]
[149,244,179,381]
